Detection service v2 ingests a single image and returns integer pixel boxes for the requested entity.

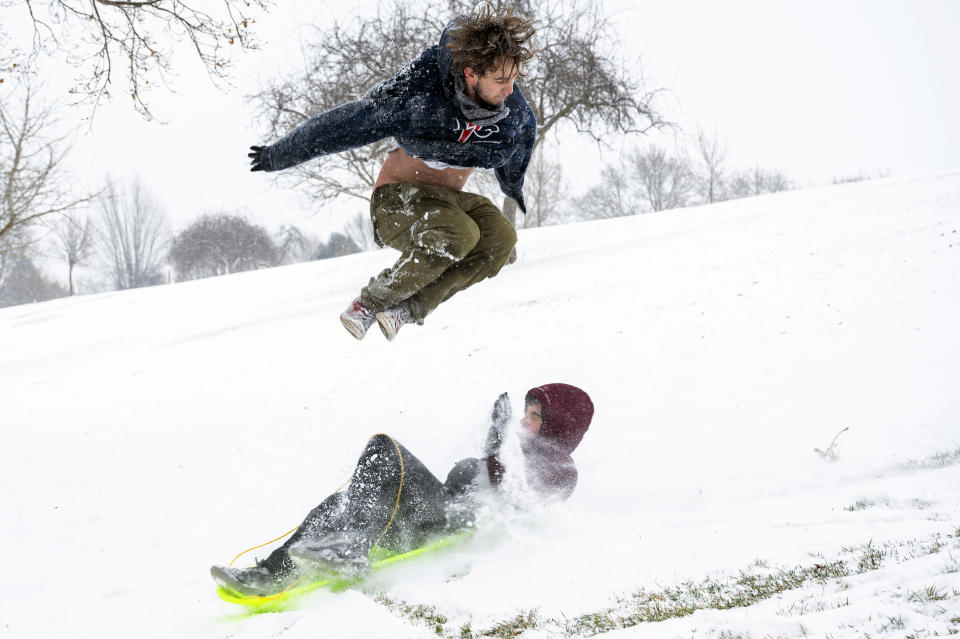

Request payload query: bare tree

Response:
[628,146,695,212]
[0,255,67,307]
[51,211,95,295]
[274,224,316,265]
[522,145,566,228]
[250,0,665,222]
[343,212,378,252]
[574,164,633,220]
[169,213,277,281]
[1,0,271,119]
[1,80,92,259]
[0,242,25,292]
[726,166,792,199]
[688,125,728,204]
[97,176,169,289]
[313,231,362,260]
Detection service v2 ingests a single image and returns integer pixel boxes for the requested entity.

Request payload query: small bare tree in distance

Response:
[0,255,67,307]
[343,212,378,252]
[574,164,633,220]
[689,125,728,204]
[0,243,25,292]
[313,231,362,260]
[51,212,95,295]
[726,166,792,199]
[274,224,315,265]
[629,146,695,212]
[97,176,169,289]
[168,213,278,281]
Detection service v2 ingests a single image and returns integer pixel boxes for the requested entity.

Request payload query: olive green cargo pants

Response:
[359,183,517,323]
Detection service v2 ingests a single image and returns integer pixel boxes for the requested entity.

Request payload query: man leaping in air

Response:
[249,6,536,341]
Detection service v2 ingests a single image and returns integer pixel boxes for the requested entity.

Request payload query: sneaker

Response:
[376,306,412,341]
[210,563,296,597]
[340,298,376,340]
[288,535,370,577]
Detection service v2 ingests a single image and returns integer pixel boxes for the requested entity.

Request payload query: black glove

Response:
[484,392,511,456]
[248,145,271,172]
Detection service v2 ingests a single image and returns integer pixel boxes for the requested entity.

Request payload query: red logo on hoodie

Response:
[456,121,499,143]
[458,123,481,143]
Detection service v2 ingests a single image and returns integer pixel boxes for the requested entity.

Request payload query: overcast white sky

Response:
[611,1,960,185]
[7,0,960,241]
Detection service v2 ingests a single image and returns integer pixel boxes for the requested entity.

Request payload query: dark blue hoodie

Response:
[259,18,537,213]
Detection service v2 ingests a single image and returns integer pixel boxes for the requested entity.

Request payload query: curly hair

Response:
[447,5,535,78]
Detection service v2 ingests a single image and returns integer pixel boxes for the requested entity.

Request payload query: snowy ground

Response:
[2,171,959,638]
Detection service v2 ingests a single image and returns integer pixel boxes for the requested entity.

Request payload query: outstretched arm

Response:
[249,96,417,173]
[484,392,512,456]
[484,392,511,485]
[249,47,440,174]
[444,392,513,494]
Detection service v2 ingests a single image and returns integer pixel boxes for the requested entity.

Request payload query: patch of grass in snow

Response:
[376,534,957,638]
[851,540,886,573]
[891,446,960,475]
[375,597,540,638]
[906,585,950,603]
[880,614,906,632]
[844,497,935,512]
[562,560,850,636]
[374,594,449,636]
[479,611,540,638]
[845,497,889,511]
[776,592,851,617]
[943,550,960,574]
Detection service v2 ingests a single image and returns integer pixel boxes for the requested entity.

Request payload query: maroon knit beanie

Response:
[524,383,594,454]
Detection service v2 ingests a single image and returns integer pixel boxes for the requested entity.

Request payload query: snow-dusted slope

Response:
[2,172,959,638]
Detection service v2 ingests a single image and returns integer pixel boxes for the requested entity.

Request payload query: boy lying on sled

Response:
[211,383,594,597]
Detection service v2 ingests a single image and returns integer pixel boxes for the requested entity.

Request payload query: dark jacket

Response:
[445,384,594,501]
[258,19,537,212]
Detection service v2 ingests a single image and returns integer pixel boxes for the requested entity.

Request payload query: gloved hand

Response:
[484,392,511,456]
[248,145,271,172]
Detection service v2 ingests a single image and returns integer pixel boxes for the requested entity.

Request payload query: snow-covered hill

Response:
[2,172,959,638]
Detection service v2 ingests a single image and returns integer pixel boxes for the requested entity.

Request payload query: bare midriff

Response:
[373,146,475,191]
